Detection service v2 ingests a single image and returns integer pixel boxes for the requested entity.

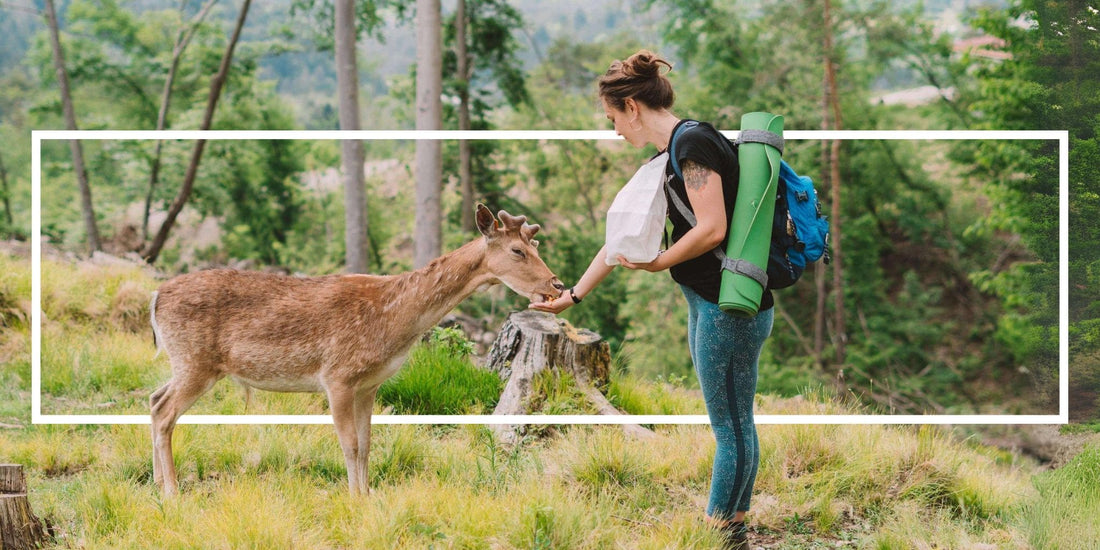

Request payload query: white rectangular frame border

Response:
[31,129,1070,426]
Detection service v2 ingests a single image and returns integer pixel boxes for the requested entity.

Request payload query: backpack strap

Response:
[667,120,697,183]
[665,121,769,289]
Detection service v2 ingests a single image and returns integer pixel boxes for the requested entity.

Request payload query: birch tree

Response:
[143,0,252,265]
[821,0,846,365]
[335,0,369,273]
[414,0,442,268]
[454,0,473,232]
[143,0,219,242]
[44,0,100,254]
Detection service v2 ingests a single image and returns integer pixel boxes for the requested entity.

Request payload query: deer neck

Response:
[385,238,495,337]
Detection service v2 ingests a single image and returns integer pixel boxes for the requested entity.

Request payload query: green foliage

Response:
[204,136,307,266]
[962,1,1097,414]
[608,370,705,415]
[647,0,1065,414]
[528,370,596,416]
[539,222,631,352]
[427,325,476,358]
[12,0,1080,417]
[288,0,409,51]
[376,329,503,415]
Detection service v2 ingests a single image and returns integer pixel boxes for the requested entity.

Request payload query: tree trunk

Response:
[822,0,846,366]
[414,0,443,268]
[0,152,13,232]
[813,259,827,369]
[456,0,475,233]
[143,0,251,265]
[335,0,370,273]
[485,311,655,444]
[0,465,50,550]
[142,0,218,243]
[44,0,100,254]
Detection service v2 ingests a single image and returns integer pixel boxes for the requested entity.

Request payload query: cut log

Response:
[0,465,49,550]
[485,310,654,443]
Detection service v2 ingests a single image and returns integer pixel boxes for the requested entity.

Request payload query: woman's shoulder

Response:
[677,120,733,154]
[679,120,727,144]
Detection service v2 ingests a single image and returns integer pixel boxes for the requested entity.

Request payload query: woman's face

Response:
[603,98,642,148]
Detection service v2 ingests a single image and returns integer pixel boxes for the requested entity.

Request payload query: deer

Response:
[148,204,564,496]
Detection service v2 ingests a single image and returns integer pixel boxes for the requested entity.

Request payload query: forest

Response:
[3,0,1092,419]
[0,0,1098,548]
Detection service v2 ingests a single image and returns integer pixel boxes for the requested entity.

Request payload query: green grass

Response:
[608,371,706,415]
[377,330,504,415]
[1060,422,1100,435]
[5,251,1099,548]
[0,419,1050,549]
[1018,444,1100,549]
[0,252,31,426]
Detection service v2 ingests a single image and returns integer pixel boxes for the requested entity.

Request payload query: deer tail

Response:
[150,291,165,359]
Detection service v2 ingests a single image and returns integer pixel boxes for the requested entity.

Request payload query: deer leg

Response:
[326,383,363,494]
[352,385,379,495]
[149,382,170,488]
[150,373,217,496]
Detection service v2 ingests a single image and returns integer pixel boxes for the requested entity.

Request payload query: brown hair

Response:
[598,49,674,112]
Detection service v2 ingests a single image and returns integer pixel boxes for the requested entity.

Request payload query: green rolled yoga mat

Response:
[718,112,784,316]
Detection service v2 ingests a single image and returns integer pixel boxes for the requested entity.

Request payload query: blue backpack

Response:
[668,121,830,290]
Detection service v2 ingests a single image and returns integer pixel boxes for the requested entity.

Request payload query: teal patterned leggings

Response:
[681,285,773,519]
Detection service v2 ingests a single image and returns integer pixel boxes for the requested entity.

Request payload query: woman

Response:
[530,49,773,550]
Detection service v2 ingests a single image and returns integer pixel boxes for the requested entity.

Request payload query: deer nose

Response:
[552,279,565,291]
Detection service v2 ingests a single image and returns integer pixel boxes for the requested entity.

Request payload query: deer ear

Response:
[475,204,496,237]
[530,239,539,249]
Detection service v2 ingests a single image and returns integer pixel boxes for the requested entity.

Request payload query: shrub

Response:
[377,331,502,415]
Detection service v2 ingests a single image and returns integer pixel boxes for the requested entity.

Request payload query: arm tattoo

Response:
[681,160,712,192]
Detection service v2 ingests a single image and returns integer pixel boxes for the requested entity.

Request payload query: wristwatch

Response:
[568,287,582,304]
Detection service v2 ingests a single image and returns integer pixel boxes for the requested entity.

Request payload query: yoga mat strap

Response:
[732,129,784,155]
[721,257,768,288]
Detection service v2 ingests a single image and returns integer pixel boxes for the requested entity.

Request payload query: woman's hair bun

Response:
[621,50,670,79]
[598,49,675,111]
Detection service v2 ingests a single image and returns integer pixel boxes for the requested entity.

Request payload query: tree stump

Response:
[0,465,49,550]
[485,310,654,444]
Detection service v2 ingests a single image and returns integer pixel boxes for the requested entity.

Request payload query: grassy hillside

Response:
[2,251,1098,549]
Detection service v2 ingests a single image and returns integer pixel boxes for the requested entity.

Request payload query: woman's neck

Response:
[644,110,683,151]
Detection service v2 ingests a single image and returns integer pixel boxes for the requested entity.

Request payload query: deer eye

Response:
[511,247,527,259]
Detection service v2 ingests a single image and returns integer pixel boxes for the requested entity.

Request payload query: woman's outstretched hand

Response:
[529,292,575,314]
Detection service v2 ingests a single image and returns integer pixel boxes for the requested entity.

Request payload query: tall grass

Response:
[39,258,161,414]
[1018,444,1100,549]
[609,370,705,415]
[1,417,1054,549]
[0,253,31,425]
[6,251,1096,548]
[377,328,503,415]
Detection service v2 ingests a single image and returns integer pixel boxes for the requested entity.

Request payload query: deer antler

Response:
[521,223,540,242]
[497,210,527,230]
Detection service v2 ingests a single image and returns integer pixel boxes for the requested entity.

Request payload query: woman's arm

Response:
[618,159,726,272]
[529,245,615,314]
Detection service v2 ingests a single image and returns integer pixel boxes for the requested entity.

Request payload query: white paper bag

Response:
[605,152,669,266]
